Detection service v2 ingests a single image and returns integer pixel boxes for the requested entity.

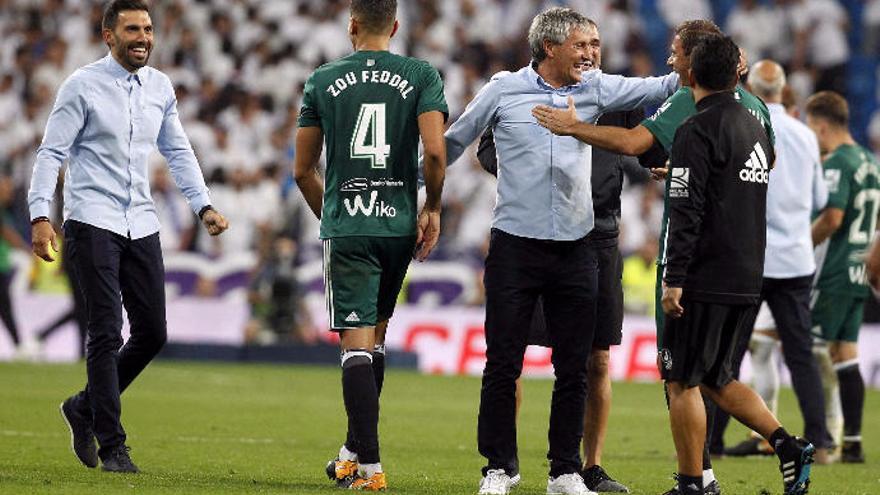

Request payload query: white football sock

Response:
[359,462,382,477]
[339,444,358,462]
[703,469,716,485]
[813,343,843,447]
[750,334,780,416]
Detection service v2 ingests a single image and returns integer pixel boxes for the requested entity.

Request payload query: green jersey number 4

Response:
[351,103,391,168]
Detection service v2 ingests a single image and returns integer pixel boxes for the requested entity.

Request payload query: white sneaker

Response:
[14,338,42,362]
[510,473,521,487]
[547,472,596,495]
[479,469,515,495]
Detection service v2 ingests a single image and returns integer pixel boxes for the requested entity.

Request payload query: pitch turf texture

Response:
[0,362,876,494]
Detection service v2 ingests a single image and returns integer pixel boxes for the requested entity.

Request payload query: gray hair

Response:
[747,61,786,99]
[528,7,595,63]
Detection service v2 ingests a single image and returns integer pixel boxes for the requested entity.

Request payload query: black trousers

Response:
[711,275,833,449]
[64,220,167,456]
[38,242,88,358]
[0,270,20,345]
[479,229,597,477]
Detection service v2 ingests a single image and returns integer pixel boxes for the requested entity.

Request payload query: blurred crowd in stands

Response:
[0,0,878,345]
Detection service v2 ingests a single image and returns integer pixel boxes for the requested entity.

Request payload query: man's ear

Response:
[543,39,556,60]
[102,28,114,48]
[687,68,696,89]
[390,19,399,38]
[348,17,358,37]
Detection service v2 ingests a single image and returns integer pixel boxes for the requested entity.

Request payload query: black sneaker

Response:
[777,437,814,495]
[723,437,774,457]
[101,445,139,473]
[59,397,98,468]
[704,480,721,495]
[581,465,629,493]
[325,457,357,487]
[662,475,721,495]
[841,441,865,463]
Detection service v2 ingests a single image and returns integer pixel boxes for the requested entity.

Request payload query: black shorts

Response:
[659,300,758,389]
[526,241,623,349]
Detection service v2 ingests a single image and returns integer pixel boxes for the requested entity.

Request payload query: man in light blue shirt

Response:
[453,8,677,495]
[711,60,835,461]
[28,0,228,474]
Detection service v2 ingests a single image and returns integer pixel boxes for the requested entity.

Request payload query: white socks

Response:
[703,469,716,486]
[750,335,780,415]
[359,462,383,477]
[813,343,843,446]
[339,444,358,462]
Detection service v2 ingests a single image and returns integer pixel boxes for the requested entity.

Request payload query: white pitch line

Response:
[2,430,285,445]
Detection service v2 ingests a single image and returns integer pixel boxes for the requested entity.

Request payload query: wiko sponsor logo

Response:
[740,142,770,184]
[850,263,868,285]
[343,191,397,218]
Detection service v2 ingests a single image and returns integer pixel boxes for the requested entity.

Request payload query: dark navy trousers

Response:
[64,220,167,457]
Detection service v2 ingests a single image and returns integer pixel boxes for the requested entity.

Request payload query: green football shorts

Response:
[323,235,416,330]
[810,289,865,343]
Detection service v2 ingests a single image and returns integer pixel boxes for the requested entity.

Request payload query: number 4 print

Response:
[351,103,391,168]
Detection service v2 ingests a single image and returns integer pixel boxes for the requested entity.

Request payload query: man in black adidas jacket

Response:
[660,35,815,495]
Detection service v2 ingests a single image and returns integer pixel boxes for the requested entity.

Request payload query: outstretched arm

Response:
[531,96,656,156]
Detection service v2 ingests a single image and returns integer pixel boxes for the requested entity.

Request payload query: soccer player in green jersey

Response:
[293,0,448,490]
[806,91,879,464]
[531,20,773,495]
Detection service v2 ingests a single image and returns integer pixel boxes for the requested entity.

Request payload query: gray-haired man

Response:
[435,7,678,495]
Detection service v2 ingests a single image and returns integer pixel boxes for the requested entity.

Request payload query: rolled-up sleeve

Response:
[28,75,87,220]
[597,72,679,114]
[157,77,211,215]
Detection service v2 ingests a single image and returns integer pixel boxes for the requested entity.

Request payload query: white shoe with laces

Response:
[479,469,516,495]
[547,472,596,495]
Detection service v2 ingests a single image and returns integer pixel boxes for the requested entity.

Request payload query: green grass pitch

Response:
[0,361,876,494]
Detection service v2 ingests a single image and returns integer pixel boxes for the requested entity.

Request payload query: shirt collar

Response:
[695,90,736,111]
[103,53,142,85]
[526,62,583,92]
[767,102,786,114]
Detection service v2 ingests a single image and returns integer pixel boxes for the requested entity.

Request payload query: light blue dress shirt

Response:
[764,103,828,278]
[28,54,211,240]
[444,65,678,241]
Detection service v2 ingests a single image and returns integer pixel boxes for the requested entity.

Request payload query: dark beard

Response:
[113,36,151,70]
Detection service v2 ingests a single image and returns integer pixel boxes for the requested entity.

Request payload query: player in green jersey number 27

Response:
[807,91,879,465]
